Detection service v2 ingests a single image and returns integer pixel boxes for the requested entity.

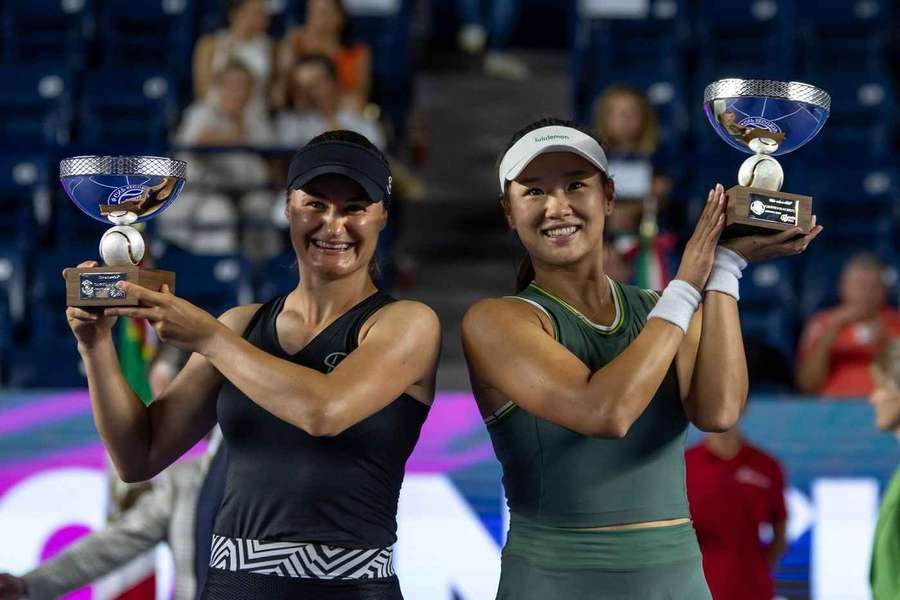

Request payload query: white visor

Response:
[498,125,609,194]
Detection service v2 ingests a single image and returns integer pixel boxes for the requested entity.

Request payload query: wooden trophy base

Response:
[722,185,813,240]
[66,266,175,307]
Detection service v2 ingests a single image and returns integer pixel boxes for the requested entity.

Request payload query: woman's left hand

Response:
[722,214,823,262]
[104,282,223,355]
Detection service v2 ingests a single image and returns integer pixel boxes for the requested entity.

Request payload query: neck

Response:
[706,430,744,460]
[531,250,614,323]
[287,265,377,325]
[231,26,251,41]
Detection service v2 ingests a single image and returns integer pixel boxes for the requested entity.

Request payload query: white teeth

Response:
[313,240,352,250]
[544,226,578,237]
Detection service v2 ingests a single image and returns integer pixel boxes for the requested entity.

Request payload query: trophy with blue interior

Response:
[59,156,185,306]
[704,79,830,238]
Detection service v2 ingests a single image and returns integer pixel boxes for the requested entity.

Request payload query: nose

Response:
[544,191,573,219]
[321,207,347,236]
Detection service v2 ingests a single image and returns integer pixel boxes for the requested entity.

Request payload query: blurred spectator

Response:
[457,0,530,80]
[193,0,274,112]
[276,0,371,110]
[166,61,281,258]
[869,339,900,600]
[0,445,220,600]
[686,427,789,600]
[603,240,633,283]
[796,254,900,397]
[276,55,384,149]
[592,84,673,236]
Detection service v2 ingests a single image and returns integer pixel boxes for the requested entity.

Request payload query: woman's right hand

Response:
[63,261,118,350]
[675,184,727,291]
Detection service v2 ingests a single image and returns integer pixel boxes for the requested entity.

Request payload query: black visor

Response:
[287,140,391,204]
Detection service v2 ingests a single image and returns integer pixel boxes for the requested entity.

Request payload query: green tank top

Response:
[486,278,690,528]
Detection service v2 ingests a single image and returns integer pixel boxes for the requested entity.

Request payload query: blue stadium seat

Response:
[0,63,73,150]
[805,69,896,158]
[693,0,796,82]
[96,0,195,77]
[155,246,253,316]
[0,154,51,248]
[571,0,687,124]
[0,245,28,332]
[348,0,414,145]
[798,0,889,72]
[807,164,897,254]
[30,244,100,308]
[8,335,88,387]
[256,251,298,301]
[2,0,93,66]
[77,67,178,146]
[739,259,799,363]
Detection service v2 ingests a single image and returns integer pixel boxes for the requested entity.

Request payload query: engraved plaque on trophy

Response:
[59,156,186,307]
[703,79,830,239]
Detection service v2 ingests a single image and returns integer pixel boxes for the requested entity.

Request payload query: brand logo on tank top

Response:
[324,352,348,372]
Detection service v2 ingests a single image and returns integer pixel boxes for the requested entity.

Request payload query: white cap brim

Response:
[498,125,609,194]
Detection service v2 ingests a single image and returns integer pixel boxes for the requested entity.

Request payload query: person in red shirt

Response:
[686,427,789,600]
[796,253,900,397]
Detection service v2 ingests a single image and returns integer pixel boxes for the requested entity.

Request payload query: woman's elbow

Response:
[585,404,636,439]
[691,398,744,433]
[301,406,348,438]
[115,462,153,484]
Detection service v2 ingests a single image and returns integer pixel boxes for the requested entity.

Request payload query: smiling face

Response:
[503,152,613,270]
[286,174,386,279]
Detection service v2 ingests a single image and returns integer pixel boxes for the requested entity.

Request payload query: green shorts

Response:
[496,516,712,600]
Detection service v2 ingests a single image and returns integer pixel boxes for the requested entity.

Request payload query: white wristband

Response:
[705,247,748,300]
[647,279,702,334]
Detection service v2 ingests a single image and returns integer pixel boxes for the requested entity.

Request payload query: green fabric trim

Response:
[526,279,628,336]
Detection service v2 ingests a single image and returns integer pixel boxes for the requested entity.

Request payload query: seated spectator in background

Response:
[456,0,530,80]
[592,84,673,236]
[686,426,789,600]
[0,436,224,600]
[796,254,900,397]
[166,61,281,258]
[869,339,900,600]
[275,0,370,110]
[276,54,384,149]
[193,0,274,113]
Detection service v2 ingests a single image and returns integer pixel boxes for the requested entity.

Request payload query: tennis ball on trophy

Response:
[99,225,146,266]
[738,154,784,191]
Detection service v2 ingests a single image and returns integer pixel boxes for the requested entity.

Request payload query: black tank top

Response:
[214,292,430,548]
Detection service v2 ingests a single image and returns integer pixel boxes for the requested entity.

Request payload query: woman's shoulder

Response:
[218,303,265,332]
[463,296,551,339]
[373,299,439,331]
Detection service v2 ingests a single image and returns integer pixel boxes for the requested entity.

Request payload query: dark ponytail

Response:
[515,256,536,294]
[499,117,613,294]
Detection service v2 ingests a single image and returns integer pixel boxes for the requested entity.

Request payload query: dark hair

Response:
[292,53,339,82]
[499,117,615,293]
[224,0,256,18]
[294,129,389,279]
[304,0,354,46]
